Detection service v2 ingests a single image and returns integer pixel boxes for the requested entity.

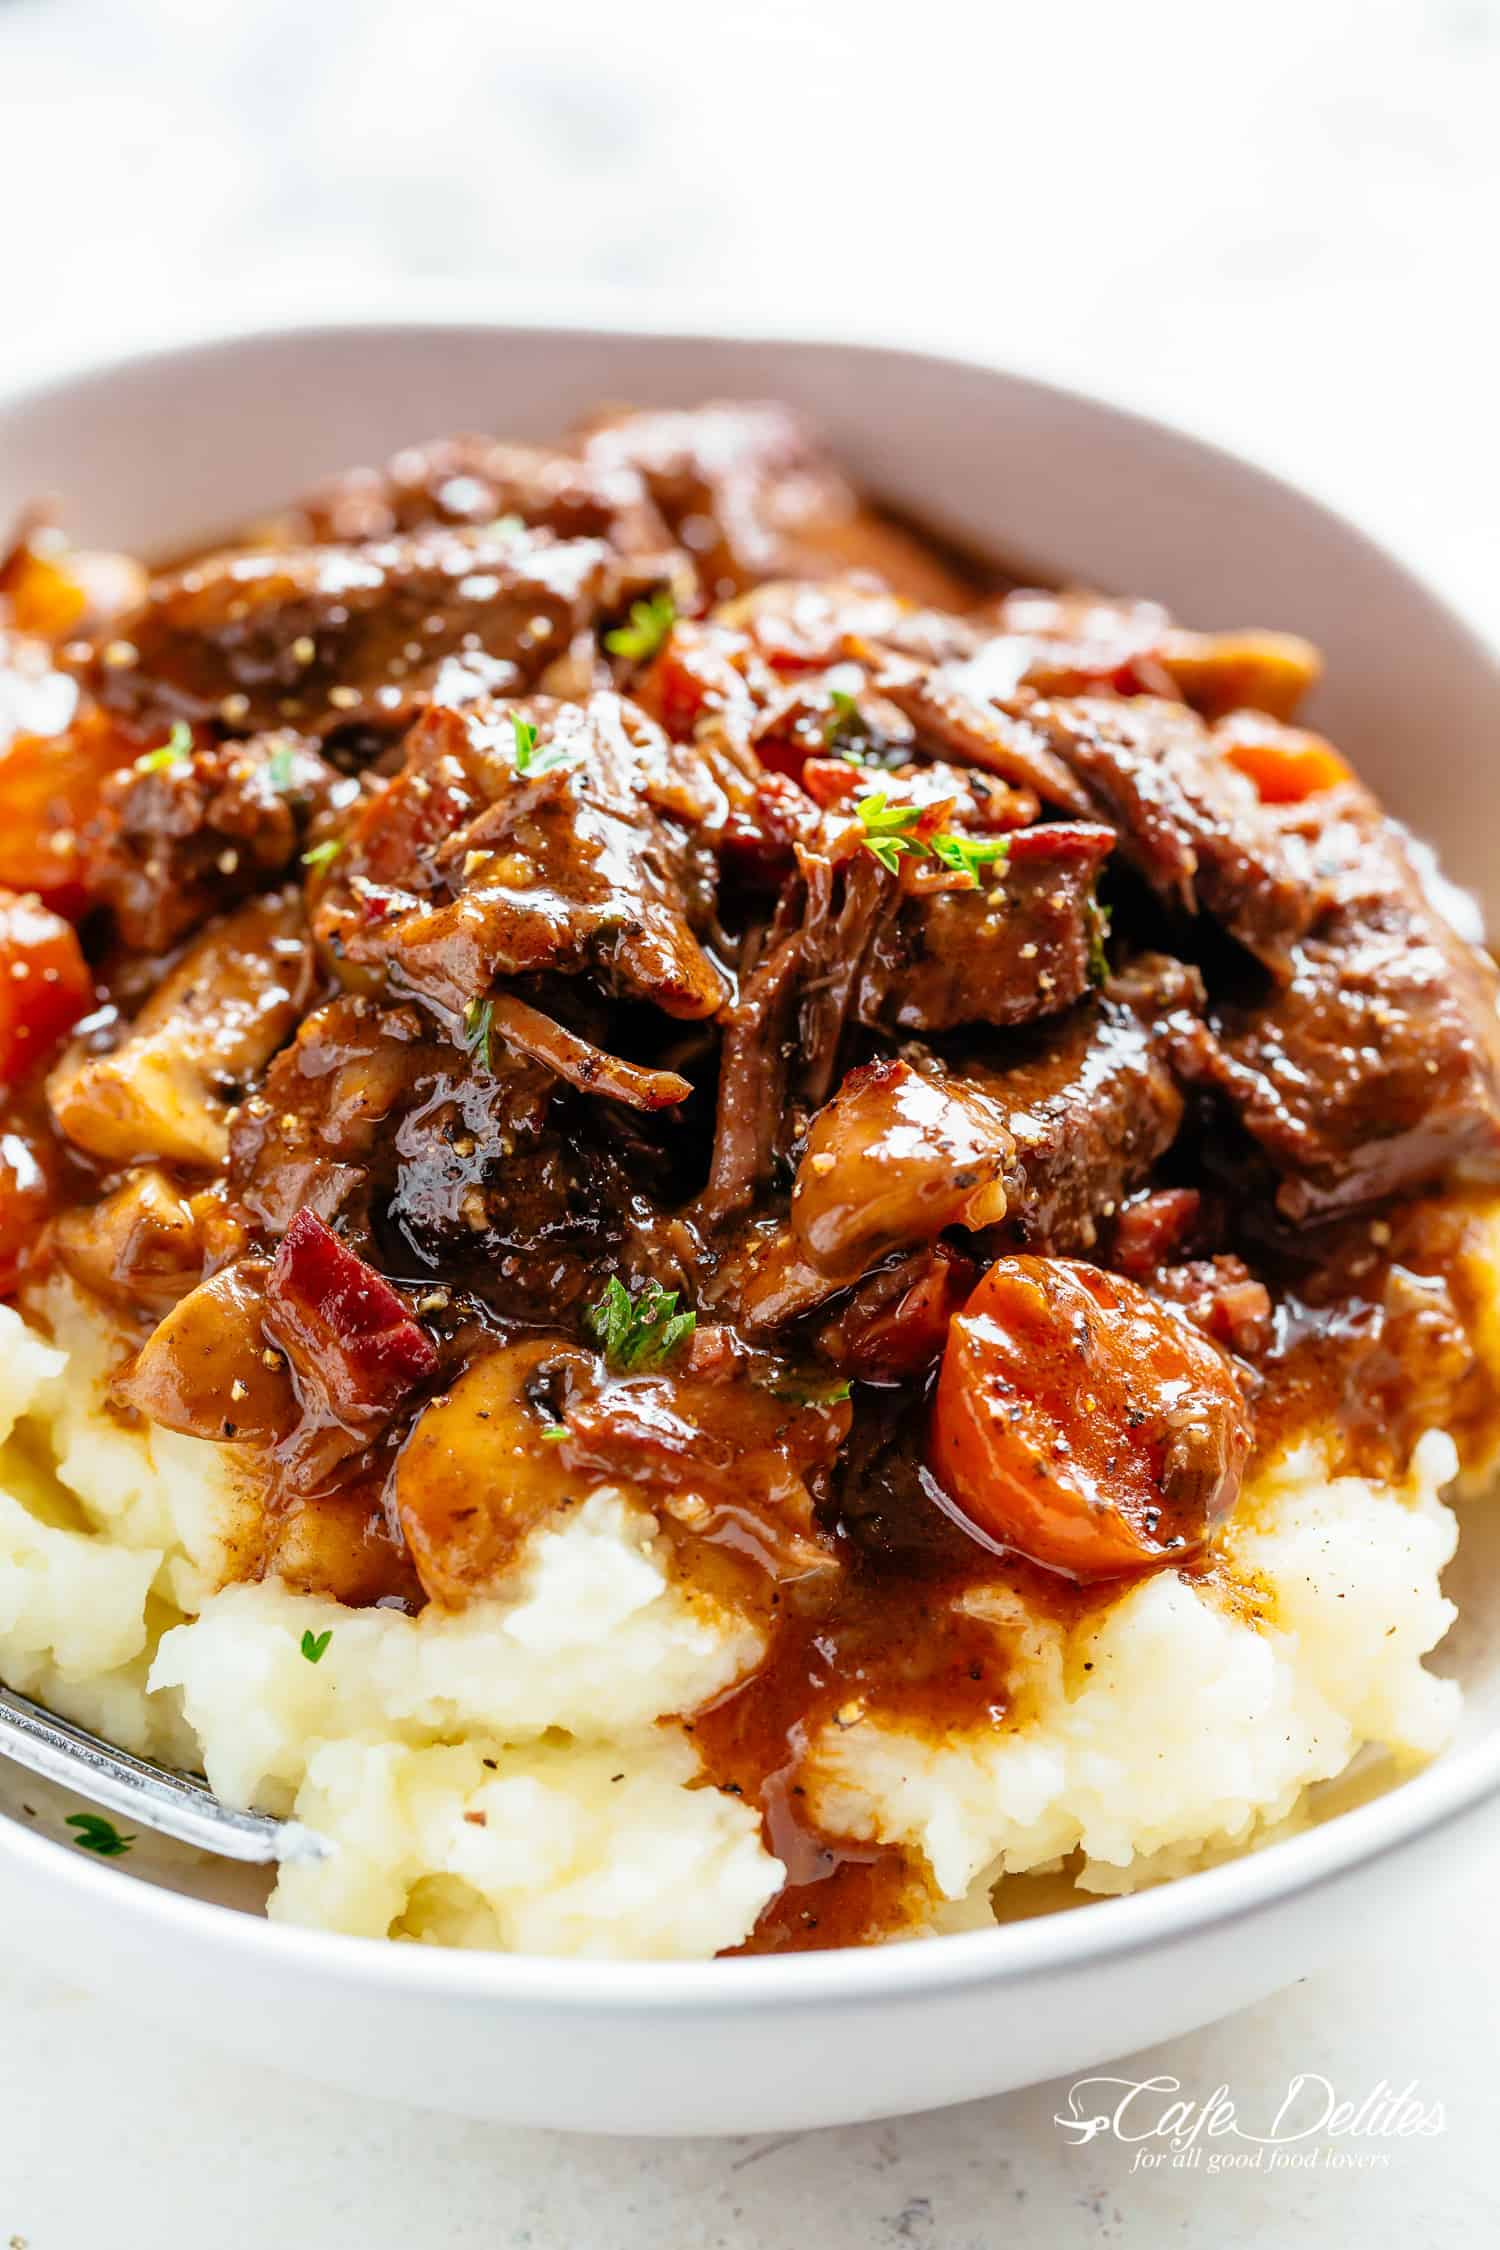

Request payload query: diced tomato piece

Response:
[0,1125,59,1296]
[0,892,94,1087]
[0,709,142,912]
[264,1209,436,1430]
[800,756,865,808]
[634,622,756,739]
[1219,714,1352,804]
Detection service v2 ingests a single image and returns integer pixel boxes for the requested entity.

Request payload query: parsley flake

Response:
[585,1275,696,1372]
[604,589,676,664]
[1086,898,1112,988]
[823,687,874,753]
[930,832,1010,883]
[856,793,1010,890]
[301,838,343,870]
[133,721,194,775]
[770,1375,853,1406]
[855,793,928,875]
[266,743,298,793]
[510,712,576,778]
[300,1627,332,1664]
[463,995,495,1074]
[539,1422,568,1443]
[66,1812,134,1857]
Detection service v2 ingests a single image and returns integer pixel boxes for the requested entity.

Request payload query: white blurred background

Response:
[3,0,1497,620]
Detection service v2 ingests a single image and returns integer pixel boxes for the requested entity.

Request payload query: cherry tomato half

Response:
[930,1256,1250,1580]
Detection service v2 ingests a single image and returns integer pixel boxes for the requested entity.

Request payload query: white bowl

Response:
[2,318,1499,2136]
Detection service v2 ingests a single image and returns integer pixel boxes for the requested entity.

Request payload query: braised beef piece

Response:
[555,1328,850,1579]
[1182,788,1500,1219]
[872,657,1094,816]
[314,689,727,1032]
[1148,1256,1274,1359]
[88,525,651,737]
[701,811,1114,1216]
[721,577,978,674]
[580,405,979,611]
[83,730,338,949]
[293,434,669,556]
[816,1244,977,1381]
[229,993,634,1321]
[384,1061,631,1317]
[854,821,1115,1034]
[829,1387,983,1576]
[1031,695,1315,972]
[229,996,439,1236]
[965,589,1322,721]
[965,956,1200,1255]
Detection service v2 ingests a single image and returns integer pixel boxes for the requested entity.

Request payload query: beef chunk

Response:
[555,1335,849,1578]
[89,525,638,735]
[966,589,1322,721]
[581,402,974,608]
[292,434,669,556]
[228,996,435,1235]
[314,690,727,1028]
[1149,1258,1274,1359]
[873,658,1094,816]
[1032,695,1316,971]
[854,820,1114,1034]
[83,729,335,949]
[384,1058,627,1316]
[966,959,1198,1253]
[230,994,634,1319]
[1185,789,1500,1219]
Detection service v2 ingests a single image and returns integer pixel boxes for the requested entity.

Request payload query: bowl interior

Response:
[2,319,1499,1928]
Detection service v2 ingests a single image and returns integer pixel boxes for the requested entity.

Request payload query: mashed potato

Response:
[0,1270,1481,1959]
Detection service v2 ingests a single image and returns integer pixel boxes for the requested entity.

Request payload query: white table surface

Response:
[2,1,1498,2239]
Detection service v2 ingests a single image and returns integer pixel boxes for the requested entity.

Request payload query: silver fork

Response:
[0,1681,329,1864]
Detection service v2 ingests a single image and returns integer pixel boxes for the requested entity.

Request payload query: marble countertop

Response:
[2,0,1498,2239]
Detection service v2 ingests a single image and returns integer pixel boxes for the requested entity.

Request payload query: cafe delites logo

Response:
[1053,2073,1446,2175]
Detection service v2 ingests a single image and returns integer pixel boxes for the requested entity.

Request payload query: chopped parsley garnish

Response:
[824,686,883,757]
[65,1812,134,1857]
[604,589,676,664]
[463,995,495,1074]
[266,742,298,793]
[132,721,194,775]
[511,712,575,778]
[930,832,1010,882]
[770,1375,853,1406]
[855,793,1008,890]
[539,1421,568,1442]
[585,1275,696,1372]
[855,793,928,874]
[300,838,343,869]
[300,1628,332,1665]
[1086,897,1112,988]
[823,687,864,747]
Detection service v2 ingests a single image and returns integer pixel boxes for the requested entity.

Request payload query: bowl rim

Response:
[3,309,1499,2013]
